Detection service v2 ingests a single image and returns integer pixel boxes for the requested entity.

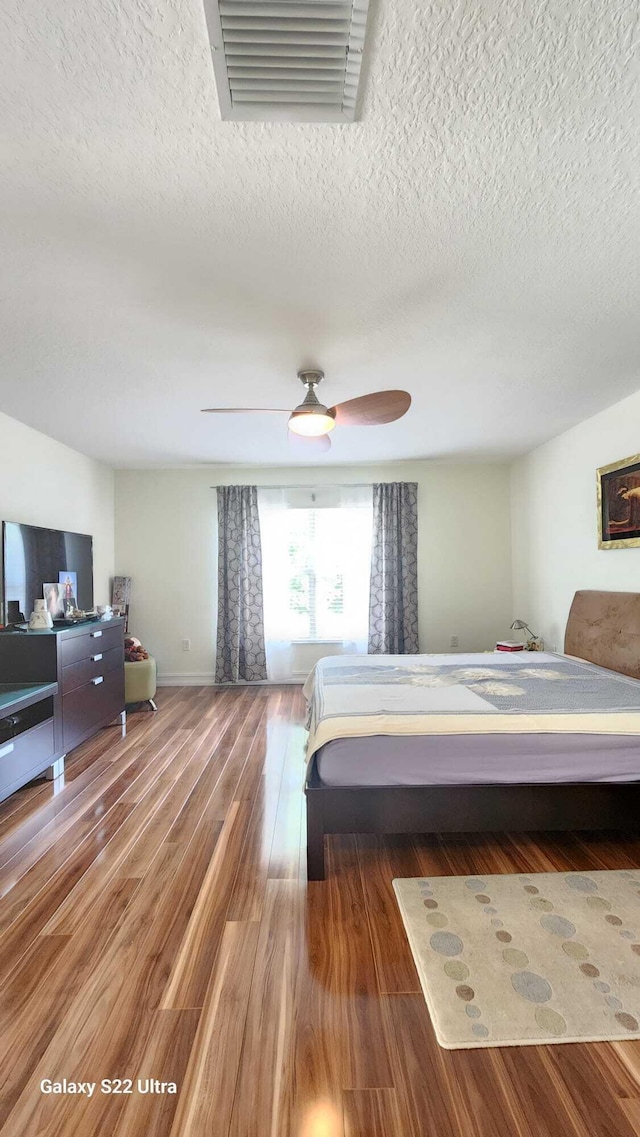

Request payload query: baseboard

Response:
[157,674,217,686]
[156,673,302,687]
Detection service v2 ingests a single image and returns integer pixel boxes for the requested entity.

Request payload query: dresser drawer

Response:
[59,623,124,667]
[62,668,124,753]
[61,645,123,696]
[0,719,56,794]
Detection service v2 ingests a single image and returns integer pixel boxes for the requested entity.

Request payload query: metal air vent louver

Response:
[203,0,371,122]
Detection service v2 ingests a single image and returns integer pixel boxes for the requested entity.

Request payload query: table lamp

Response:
[510,619,543,650]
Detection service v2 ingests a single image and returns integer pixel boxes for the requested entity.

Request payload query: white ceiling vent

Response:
[203,1,371,122]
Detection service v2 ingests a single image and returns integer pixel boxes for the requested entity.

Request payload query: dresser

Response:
[56,619,125,752]
[0,618,126,798]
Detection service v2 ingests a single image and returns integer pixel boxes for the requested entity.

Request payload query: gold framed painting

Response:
[597,453,640,549]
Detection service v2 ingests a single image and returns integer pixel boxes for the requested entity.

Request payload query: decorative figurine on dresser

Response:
[29,598,53,630]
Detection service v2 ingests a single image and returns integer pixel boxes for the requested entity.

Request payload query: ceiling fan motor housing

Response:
[289,370,336,435]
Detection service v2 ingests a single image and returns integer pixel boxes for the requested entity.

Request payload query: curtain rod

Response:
[209,482,377,490]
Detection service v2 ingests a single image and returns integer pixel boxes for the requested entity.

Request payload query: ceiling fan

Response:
[201,370,411,452]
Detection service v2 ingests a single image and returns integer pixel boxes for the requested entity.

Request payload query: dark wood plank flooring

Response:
[1,685,640,1135]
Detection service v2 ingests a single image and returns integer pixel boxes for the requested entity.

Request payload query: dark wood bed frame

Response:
[305,590,640,879]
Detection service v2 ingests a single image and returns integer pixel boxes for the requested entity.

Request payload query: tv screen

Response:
[2,521,94,622]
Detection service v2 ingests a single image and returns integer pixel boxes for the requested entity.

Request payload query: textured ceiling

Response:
[0,0,639,467]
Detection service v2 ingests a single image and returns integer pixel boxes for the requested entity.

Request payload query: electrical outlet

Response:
[450,634,459,648]
[182,638,191,652]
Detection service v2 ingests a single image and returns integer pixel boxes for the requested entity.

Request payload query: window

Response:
[281,506,370,641]
[259,487,373,652]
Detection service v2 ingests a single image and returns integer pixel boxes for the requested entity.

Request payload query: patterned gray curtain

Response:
[368,482,419,654]
[215,486,267,683]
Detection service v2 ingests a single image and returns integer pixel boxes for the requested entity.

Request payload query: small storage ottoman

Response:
[124,656,157,710]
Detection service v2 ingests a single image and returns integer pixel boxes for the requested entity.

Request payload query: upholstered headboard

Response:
[564,590,640,680]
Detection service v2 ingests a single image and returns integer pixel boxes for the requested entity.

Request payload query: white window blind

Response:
[258,485,373,679]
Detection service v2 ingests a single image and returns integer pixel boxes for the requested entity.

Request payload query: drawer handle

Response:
[92,676,104,686]
[0,742,15,759]
[91,653,103,662]
[91,630,103,639]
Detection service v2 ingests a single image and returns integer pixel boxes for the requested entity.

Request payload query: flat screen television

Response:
[1,521,94,623]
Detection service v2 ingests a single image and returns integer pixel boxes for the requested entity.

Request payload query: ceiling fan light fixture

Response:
[288,407,336,437]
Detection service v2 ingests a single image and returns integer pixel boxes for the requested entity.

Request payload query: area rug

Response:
[393,869,640,1049]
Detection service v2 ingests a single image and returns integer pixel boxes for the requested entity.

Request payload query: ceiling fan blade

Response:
[288,432,332,454]
[329,390,411,426]
[201,407,290,414]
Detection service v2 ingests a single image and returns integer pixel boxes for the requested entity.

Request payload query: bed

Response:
[304,590,640,879]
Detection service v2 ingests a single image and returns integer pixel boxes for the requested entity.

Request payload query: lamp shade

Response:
[288,406,336,436]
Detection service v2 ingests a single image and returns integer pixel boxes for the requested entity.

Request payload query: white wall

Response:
[0,411,114,609]
[114,461,513,682]
[511,385,640,653]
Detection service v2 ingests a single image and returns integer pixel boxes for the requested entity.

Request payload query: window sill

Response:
[290,639,344,645]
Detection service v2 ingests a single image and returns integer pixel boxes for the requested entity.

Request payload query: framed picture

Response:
[59,571,78,603]
[597,453,640,549]
[112,575,132,633]
[63,596,78,618]
[43,582,65,618]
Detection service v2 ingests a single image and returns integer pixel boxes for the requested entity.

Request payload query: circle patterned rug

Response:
[393,869,640,1048]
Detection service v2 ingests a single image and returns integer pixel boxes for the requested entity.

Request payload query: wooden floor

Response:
[2,686,640,1135]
